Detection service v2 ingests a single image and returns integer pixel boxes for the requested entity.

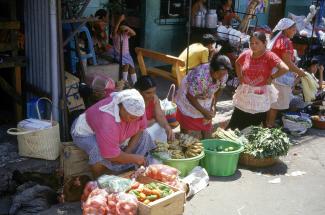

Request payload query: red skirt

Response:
[176,109,212,131]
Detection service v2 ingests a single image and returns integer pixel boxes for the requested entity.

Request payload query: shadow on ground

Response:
[239,160,288,176]
[209,169,242,182]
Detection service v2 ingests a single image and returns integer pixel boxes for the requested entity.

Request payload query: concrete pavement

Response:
[184,129,325,215]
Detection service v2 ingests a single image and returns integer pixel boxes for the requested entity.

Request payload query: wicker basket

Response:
[311,116,325,130]
[7,98,60,160]
[239,153,278,168]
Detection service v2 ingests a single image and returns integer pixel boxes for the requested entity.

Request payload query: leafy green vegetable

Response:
[242,126,290,159]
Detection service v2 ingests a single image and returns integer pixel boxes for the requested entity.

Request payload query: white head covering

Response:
[99,89,145,122]
[267,18,296,50]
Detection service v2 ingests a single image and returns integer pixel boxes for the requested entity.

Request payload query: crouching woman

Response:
[71,89,155,178]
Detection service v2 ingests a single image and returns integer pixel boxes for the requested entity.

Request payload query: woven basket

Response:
[7,98,60,160]
[239,153,278,168]
[311,116,325,130]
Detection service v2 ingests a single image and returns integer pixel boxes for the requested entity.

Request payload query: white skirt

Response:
[233,84,279,114]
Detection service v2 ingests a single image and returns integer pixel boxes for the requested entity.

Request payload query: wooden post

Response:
[174,62,182,87]
[136,50,147,75]
[14,67,22,120]
[10,0,23,121]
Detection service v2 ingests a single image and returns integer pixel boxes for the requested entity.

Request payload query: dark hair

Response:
[95,9,107,19]
[304,58,319,69]
[210,54,233,72]
[250,31,267,44]
[201,34,216,46]
[134,75,156,92]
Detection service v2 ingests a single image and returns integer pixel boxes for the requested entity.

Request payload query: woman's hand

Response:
[132,154,146,166]
[266,76,273,85]
[297,69,306,77]
[202,109,214,120]
[164,125,175,141]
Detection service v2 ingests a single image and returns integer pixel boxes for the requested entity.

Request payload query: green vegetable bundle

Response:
[243,126,290,159]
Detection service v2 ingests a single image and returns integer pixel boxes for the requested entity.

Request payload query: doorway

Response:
[268,0,286,29]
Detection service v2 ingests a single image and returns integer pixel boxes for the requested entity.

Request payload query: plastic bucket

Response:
[201,139,243,176]
[163,151,205,177]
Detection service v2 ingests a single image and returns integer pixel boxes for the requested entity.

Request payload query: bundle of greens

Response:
[243,126,290,159]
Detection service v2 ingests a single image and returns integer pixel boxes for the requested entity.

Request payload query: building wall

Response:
[142,0,187,57]
[285,0,310,17]
[24,0,52,95]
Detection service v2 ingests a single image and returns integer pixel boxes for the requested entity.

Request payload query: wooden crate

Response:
[120,173,186,215]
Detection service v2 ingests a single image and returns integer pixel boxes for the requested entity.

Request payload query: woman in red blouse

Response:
[134,76,174,141]
[266,18,306,128]
[227,32,289,130]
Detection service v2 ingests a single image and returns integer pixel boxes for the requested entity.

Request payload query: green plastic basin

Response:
[201,139,243,176]
[163,151,205,177]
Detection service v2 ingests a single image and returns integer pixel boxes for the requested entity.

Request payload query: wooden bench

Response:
[135,47,185,87]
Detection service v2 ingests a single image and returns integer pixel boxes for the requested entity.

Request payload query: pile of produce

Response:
[209,145,235,152]
[81,175,138,215]
[152,133,204,159]
[212,127,243,144]
[82,187,138,215]
[144,164,179,186]
[243,126,290,159]
[128,181,174,205]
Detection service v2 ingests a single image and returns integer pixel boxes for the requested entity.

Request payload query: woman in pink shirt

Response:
[71,89,155,178]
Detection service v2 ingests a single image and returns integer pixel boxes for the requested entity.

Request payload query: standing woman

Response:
[176,54,232,139]
[266,18,306,128]
[134,76,174,142]
[227,32,289,130]
[71,89,155,178]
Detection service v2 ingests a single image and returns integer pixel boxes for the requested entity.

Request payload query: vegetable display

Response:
[128,182,174,205]
[207,146,235,152]
[82,186,138,215]
[243,126,290,159]
[83,188,109,215]
[144,164,179,186]
[152,133,203,159]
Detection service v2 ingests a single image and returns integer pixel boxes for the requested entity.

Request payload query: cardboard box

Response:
[128,175,186,215]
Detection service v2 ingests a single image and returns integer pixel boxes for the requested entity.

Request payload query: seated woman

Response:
[217,0,241,26]
[290,58,325,112]
[305,58,324,92]
[227,31,289,130]
[71,89,155,178]
[134,76,174,142]
[176,54,232,139]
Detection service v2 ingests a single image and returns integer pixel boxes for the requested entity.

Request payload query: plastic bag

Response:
[144,164,179,186]
[116,193,138,215]
[83,188,109,215]
[182,166,209,198]
[97,175,132,193]
[160,84,178,127]
[282,114,312,134]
